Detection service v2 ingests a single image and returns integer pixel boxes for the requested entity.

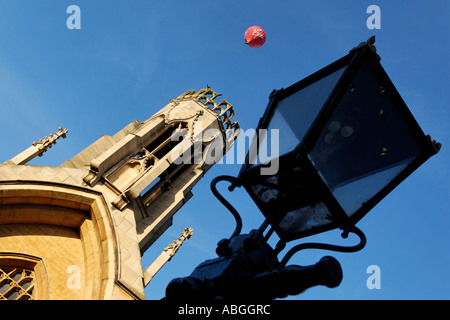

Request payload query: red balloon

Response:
[244,26,266,48]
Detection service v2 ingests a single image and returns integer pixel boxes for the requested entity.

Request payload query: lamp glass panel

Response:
[308,61,423,217]
[278,202,333,236]
[249,66,347,166]
[247,164,335,240]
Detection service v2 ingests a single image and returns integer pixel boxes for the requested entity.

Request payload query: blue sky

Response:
[0,1,449,300]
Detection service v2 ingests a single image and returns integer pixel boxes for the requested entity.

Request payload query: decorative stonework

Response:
[7,127,68,165]
[32,127,69,157]
[164,227,194,257]
[0,267,35,300]
[172,87,240,134]
[143,227,194,286]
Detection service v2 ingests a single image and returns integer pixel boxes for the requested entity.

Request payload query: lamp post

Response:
[164,37,441,302]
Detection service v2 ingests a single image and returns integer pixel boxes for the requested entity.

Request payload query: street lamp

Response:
[164,37,441,301]
[237,36,441,242]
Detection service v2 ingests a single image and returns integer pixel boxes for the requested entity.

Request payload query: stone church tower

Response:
[0,88,239,300]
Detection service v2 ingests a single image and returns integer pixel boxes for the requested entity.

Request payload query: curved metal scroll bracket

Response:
[279,225,367,268]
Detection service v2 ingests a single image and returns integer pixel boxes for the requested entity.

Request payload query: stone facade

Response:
[0,88,239,300]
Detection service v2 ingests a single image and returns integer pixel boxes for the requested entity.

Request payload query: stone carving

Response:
[163,227,194,257]
[33,127,69,157]
[6,127,69,165]
[143,227,194,286]
[172,86,240,134]
[125,148,156,174]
